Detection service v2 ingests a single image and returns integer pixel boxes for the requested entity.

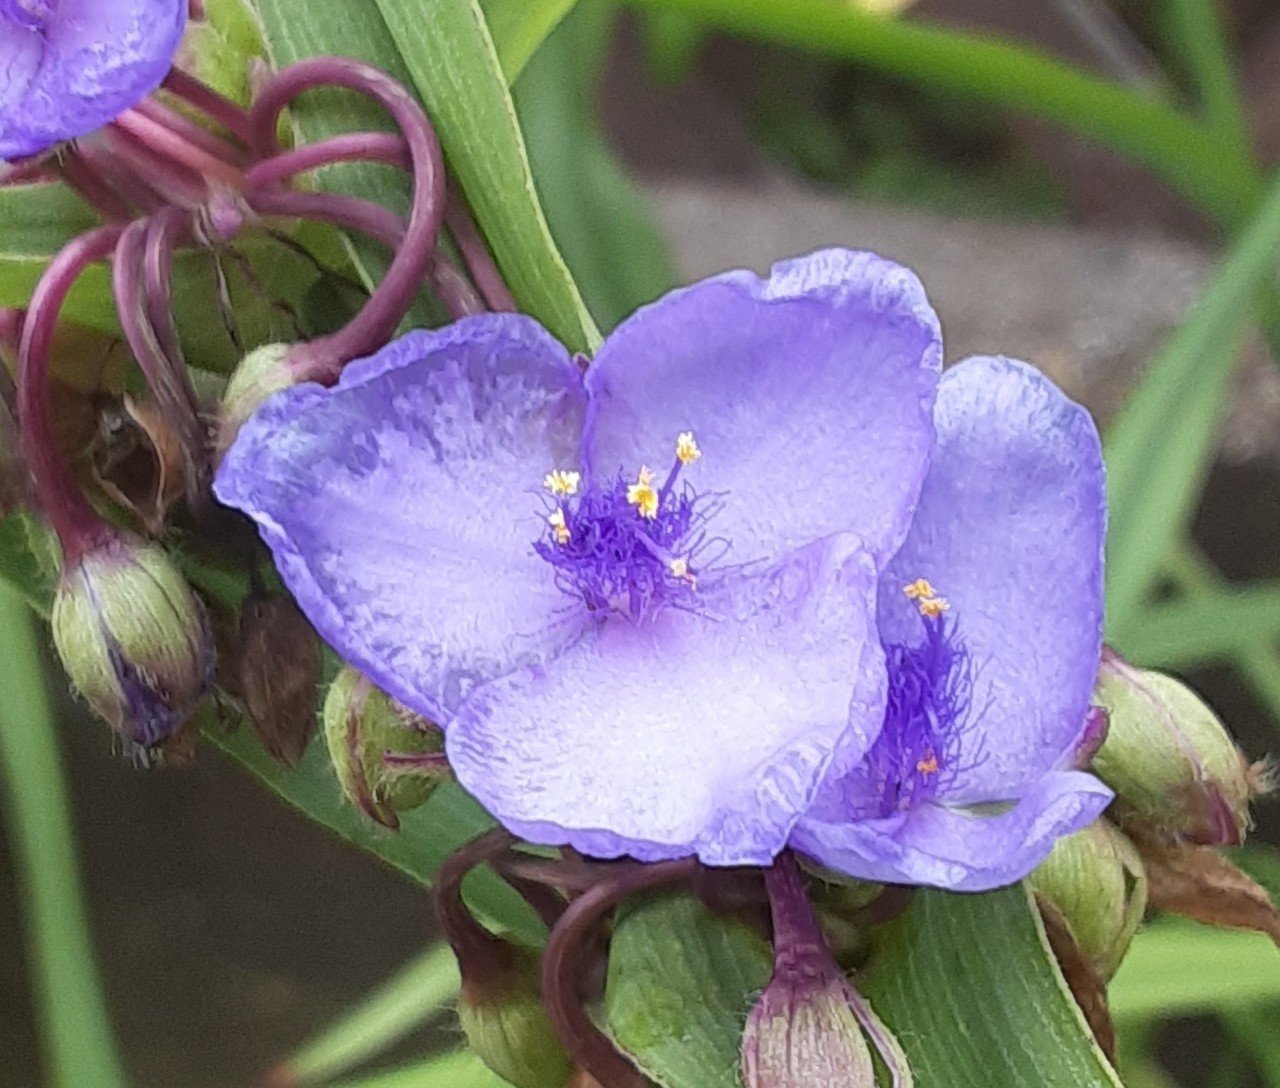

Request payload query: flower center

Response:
[535,432,719,623]
[864,580,981,817]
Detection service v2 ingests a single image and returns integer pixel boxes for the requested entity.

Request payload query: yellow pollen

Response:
[627,465,659,519]
[918,596,950,618]
[675,431,702,465]
[903,578,936,600]
[543,469,580,496]
[547,508,570,545]
[916,753,939,776]
[669,557,688,579]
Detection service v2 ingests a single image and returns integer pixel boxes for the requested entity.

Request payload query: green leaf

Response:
[1109,920,1280,1022]
[480,0,579,82]
[861,885,1121,1088]
[605,891,771,1088]
[203,719,545,946]
[1104,169,1280,632]
[517,0,676,330]
[1111,581,1280,670]
[370,0,600,351]
[0,510,58,616]
[606,885,1121,1088]
[0,585,129,1088]
[275,944,460,1087]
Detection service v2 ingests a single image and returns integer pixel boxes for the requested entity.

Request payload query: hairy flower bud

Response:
[1093,650,1254,845]
[215,344,294,459]
[1029,820,1148,981]
[321,666,446,828]
[457,944,573,1088]
[51,534,214,749]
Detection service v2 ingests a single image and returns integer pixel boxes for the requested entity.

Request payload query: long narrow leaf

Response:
[0,585,129,1088]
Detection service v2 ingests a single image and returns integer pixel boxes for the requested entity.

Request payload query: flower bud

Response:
[1029,820,1148,981]
[457,943,573,1088]
[742,963,876,1088]
[214,344,294,460]
[1092,650,1255,845]
[321,666,446,828]
[51,534,214,749]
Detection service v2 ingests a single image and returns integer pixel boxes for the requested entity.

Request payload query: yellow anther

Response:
[543,469,580,497]
[675,431,702,465]
[627,465,659,519]
[918,596,950,618]
[669,557,689,579]
[903,578,936,600]
[916,753,939,776]
[547,508,570,545]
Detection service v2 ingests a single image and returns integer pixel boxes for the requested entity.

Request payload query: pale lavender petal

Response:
[446,535,887,865]
[583,248,940,568]
[878,356,1106,800]
[1,0,186,160]
[792,770,1113,892]
[215,314,589,722]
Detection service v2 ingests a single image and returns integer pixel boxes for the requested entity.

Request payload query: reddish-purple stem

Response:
[131,97,251,168]
[162,68,254,144]
[103,127,207,207]
[445,184,517,312]
[542,859,697,1087]
[246,189,483,320]
[244,131,409,190]
[73,144,167,213]
[763,851,826,959]
[248,58,446,381]
[17,226,125,563]
[56,149,135,222]
[113,216,211,508]
[111,109,246,189]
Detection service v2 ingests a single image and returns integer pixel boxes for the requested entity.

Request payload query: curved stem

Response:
[111,109,245,189]
[112,215,211,514]
[163,67,254,143]
[103,127,207,208]
[56,150,135,222]
[246,190,483,322]
[248,58,446,380]
[542,858,697,1087]
[71,145,167,214]
[244,131,410,190]
[445,186,516,313]
[131,97,251,168]
[17,226,124,564]
[434,830,520,995]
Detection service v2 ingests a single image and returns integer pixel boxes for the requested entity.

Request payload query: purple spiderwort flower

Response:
[214,248,1113,886]
[1,0,186,161]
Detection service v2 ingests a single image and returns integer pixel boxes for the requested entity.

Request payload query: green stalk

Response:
[1162,0,1251,156]
[618,0,1264,227]
[0,584,128,1088]
[269,944,460,1087]
[326,1051,508,1088]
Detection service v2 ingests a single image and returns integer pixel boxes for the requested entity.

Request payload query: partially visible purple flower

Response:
[216,249,942,866]
[790,357,1113,890]
[1,0,186,161]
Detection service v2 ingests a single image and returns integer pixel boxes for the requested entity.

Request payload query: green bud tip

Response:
[458,944,574,1088]
[1093,650,1256,846]
[322,665,447,828]
[50,533,214,752]
[1029,819,1148,981]
[214,344,294,460]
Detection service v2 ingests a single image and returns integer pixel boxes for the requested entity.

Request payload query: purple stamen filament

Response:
[536,444,714,623]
